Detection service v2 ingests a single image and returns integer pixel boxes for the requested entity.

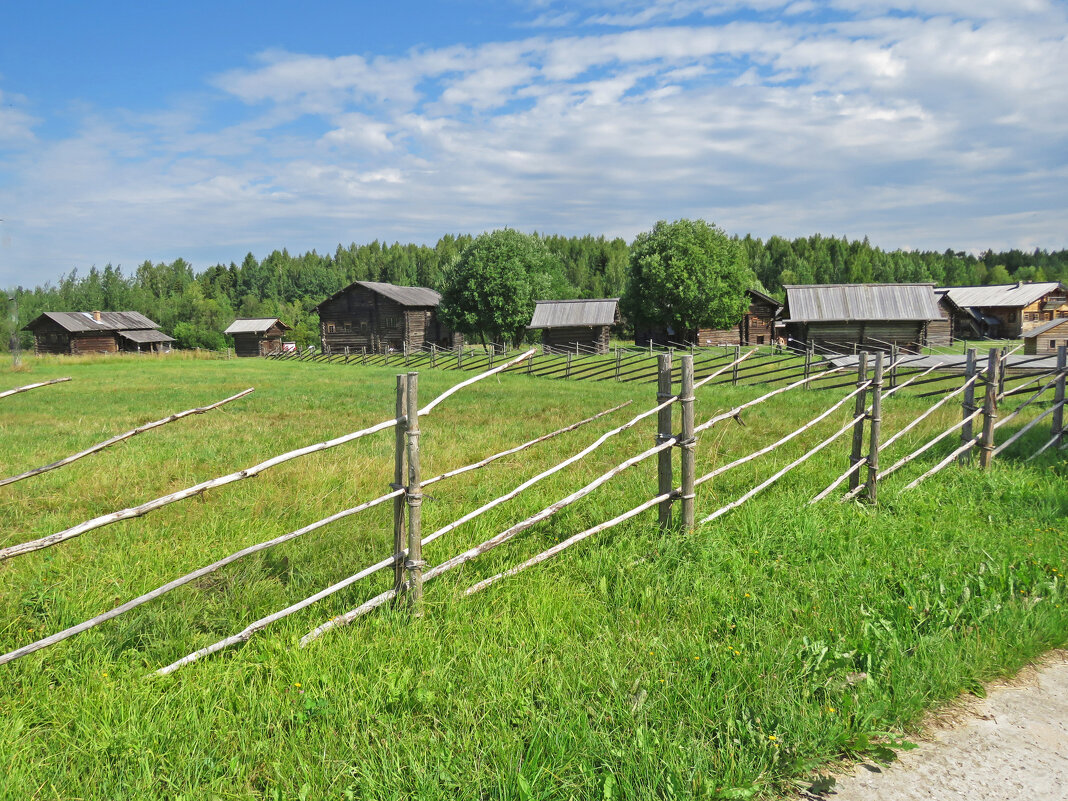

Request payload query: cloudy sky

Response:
[1,0,1065,287]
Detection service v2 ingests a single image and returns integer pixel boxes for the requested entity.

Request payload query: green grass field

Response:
[0,355,1065,800]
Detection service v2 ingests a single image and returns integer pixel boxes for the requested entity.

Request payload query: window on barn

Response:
[360,320,368,330]
[1052,340,1058,349]
[386,316,399,329]
[326,323,336,333]
[343,321,352,331]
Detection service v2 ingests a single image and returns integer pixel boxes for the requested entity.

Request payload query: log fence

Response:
[0,376,72,400]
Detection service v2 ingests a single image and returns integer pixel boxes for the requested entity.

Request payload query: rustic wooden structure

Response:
[937,282,1067,339]
[23,311,173,355]
[223,318,291,357]
[635,289,782,347]
[782,283,944,354]
[1022,317,1068,355]
[528,299,618,354]
[314,281,459,355]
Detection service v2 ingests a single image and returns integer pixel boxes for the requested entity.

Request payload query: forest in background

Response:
[3,231,1067,351]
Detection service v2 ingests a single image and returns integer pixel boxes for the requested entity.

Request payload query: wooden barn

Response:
[23,311,173,355]
[634,289,782,347]
[782,283,945,354]
[936,282,1067,339]
[528,299,618,354]
[1023,318,1068,356]
[223,318,291,357]
[314,281,460,355]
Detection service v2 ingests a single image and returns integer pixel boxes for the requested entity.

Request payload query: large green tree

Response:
[621,219,753,335]
[438,229,565,347]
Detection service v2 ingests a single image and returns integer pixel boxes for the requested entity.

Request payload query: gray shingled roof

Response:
[784,284,943,323]
[937,282,1064,309]
[314,281,441,311]
[1023,317,1068,338]
[223,318,291,335]
[117,329,175,344]
[528,299,619,328]
[24,311,162,333]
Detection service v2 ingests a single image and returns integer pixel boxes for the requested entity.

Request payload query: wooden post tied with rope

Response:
[405,372,424,615]
[392,375,408,602]
[679,355,696,531]
[848,351,869,491]
[657,353,674,531]
[979,348,1000,469]
[960,347,977,465]
[865,352,884,503]
[1053,345,1066,448]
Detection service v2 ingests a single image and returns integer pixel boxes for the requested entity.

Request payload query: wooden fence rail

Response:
[0,377,72,400]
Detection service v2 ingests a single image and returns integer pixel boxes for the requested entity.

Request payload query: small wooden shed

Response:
[314,281,460,355]
[936,282,1067,339]
[782,283,944,354]
[23,311,173,355]
[1023,318,1068,355]
[528,299,619,354]
[224,318,292,357]
[634,289,782,347]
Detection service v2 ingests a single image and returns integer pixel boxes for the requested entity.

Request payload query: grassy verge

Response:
[0,355,1064,800]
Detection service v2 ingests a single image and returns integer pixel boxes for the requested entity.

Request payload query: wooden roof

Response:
[784,284,943,323]
[313,281,441,312]
[23,311,162,333]
[224,318,291,335]
[1023,317,1068,338]
[528,299,619,329]
[937,282,1064,309]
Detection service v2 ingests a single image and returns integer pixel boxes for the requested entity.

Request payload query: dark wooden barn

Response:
[936,282,1067,340]
[224,318,292,357]
[634,289,782,347]
[1023,318,1068,355]
[782,283,945,354]
[23,311,173,355]
[314,281,460,355]
[528,299,619,354]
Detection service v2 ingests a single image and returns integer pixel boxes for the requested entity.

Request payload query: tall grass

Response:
[0,355,1064,800]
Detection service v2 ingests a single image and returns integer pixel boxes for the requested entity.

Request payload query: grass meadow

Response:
[0,354,1065,800]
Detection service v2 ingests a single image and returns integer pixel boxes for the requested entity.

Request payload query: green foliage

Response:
[439,229,567,347]
[621,219,753,333]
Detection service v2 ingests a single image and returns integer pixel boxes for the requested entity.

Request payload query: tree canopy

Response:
[621,219,754,334]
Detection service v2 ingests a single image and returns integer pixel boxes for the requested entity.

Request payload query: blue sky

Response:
[1,0,1066,287]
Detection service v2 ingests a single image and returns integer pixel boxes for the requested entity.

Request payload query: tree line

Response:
[3,229,1066,352]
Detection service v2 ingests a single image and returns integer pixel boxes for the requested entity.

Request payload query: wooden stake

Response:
[392,376,407,602]
[1054,345,1066,448]
[979,348,1000,469]
[848,352,869,491]
[657,353,673,530]
[615,348,622,381]
[998,346,1006,398]
[960,347,977,465]
[732,345,740,386]
[405,373,423,614]
[889,344,898,389]
[804,345,812,388]
[680,355,695,531]
[865,352,883,504]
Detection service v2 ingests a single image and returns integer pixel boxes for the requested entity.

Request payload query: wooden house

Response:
[1023,318,1068,356]
[936,282,1067,339]
[314,281,460,355]
[528,299,618,354]
[634,289,783,347]
[23,311,173,355]
[223,318,291,357]
[781,283,944,353]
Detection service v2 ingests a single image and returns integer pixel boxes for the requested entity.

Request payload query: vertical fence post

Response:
[392,375,408,604]
[405,372,424,615]
[362,346,367,365]
[889,344,898,389]
[8,295,21,368]
[657,353,674,531]
[1052,344,1066,448]
[458,346,463,370]
[960,347,977,464]
[430,343,436,368]
[615,348,622,381]
[865,352,883,503]
[849,351,870,491]
[979,348,1000,469]
[680,355,695,531]
[997,346,1006,398]
[344,346,350,364]
[732,345,740,386]
[804,344,812,388]
[566,352,572,379]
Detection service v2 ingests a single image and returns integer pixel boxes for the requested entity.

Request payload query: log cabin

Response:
[223,318,291,357]
[23,311,173,355]
[936,282,1067,340]
[634,289,783,347]
[314,281,460,355]
[1023,318,1068,356]
[528,299,618,354]
[781,283,945,354]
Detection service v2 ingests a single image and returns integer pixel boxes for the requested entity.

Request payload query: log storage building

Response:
[634,289,782,347]
[314,281,460,355]
[936,282,1067,340]
[1023,317,1068,355]
[782,283,945,353]
[23,311,173,355]
[528,299,619,354]
[223,318,291,357]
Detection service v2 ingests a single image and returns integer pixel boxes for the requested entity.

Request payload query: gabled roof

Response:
[528,299,619,329]
[117,329,175,344]
[23,311,162,333]
[224,318,292,335]
[746,288,783,310]
[936,282,1065,309]
[314,281,441,312]
[784,284,943,323]
[1023,317,1068,338]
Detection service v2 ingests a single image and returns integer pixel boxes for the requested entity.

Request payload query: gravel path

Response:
[828,651,1068,801]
